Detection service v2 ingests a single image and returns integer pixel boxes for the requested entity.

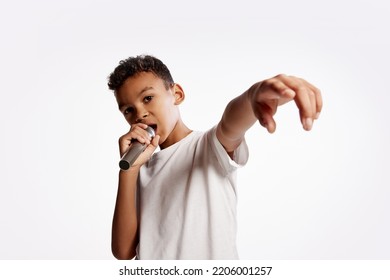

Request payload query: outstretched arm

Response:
[216,74,322,155]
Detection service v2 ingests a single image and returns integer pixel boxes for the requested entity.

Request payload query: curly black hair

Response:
[107,55,174,92]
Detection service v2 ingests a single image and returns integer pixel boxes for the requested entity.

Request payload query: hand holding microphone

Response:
[119,125,156,170]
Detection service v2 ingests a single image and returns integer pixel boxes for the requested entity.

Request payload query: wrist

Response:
[119,166,140,176]
[246,82,260,103]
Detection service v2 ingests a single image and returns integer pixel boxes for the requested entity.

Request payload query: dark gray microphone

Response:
[119,126,155,170]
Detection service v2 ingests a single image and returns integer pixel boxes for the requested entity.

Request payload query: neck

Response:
[160,120,192,150]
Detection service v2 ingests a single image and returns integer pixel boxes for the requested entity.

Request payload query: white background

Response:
[0,0,389,259]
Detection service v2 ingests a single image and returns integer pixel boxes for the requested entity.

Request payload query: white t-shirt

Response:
[136,126,249,259]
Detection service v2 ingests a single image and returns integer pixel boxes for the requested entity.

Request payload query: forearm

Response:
[111,169,139,259]
[217,89,257,152]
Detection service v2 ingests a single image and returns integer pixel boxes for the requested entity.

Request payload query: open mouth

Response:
[149,124,158,134]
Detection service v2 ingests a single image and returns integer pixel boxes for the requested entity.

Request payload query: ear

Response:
[173,83,185,105]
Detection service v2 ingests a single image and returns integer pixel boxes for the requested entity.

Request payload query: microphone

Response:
[119,126,155,170]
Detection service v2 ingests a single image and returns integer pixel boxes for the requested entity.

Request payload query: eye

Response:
[144,96,153,103]
[124,107,134,115]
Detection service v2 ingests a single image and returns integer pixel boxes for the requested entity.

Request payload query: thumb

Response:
[132,135,161,168]
[259,113,276,134]
[144,135,160,155]
[254,105,277,134]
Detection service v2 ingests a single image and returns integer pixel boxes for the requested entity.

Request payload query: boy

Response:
[108,55,322,260]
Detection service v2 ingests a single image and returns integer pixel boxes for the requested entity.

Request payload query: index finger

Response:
[306,81,323,119]
[280,75,320,130]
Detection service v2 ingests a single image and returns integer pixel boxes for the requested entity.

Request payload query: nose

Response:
[135,110,149,123]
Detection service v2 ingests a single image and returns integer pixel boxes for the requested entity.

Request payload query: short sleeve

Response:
[208,125,249,175]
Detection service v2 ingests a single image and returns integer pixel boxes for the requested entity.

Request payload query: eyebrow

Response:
[139,86,154,96]
[118,86,154,110]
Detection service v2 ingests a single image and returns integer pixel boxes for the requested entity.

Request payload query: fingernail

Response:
[303,118,313,131]
[315,112,320,119]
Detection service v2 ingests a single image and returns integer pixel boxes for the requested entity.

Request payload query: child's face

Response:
[115,71,184,148]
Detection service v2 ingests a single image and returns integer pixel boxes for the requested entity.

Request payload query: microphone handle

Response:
[119,141,147,170]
